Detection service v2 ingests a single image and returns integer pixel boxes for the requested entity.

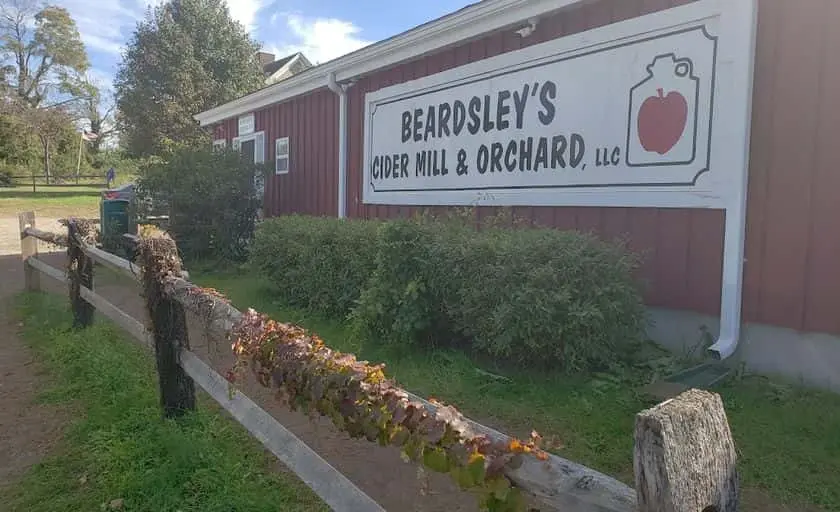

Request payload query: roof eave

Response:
[194,0,586,127]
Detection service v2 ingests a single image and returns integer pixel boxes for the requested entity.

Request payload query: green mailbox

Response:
[100,183,137,255]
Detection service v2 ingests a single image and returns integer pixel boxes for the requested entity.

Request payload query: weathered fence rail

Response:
[16,211,740,512]
[10,174,107,191]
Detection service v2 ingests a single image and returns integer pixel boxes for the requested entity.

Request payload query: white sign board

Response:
[238,113,255,136]
[363,0,756,209]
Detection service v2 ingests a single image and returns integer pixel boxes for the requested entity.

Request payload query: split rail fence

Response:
[17,211,740,512]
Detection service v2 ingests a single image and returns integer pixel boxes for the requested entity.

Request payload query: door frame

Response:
[232,131,266,215]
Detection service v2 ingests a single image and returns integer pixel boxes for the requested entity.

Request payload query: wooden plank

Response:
[83,244,142,280]
[58,217,101,225]
[179,349,384,512]
[23,226,69,247]
[164,276,243,336]
[78,286,152,347]
[19,212,40,291]
[27,257,68,284]
[404,392,636,512]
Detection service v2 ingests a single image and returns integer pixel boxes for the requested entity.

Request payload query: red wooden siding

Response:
[212,0,840,336]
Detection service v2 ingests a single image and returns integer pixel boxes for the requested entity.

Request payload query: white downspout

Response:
[708,197,748,360]
[327,72,349,219]
[707,0,758,361]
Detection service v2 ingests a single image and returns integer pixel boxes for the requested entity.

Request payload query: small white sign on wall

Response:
[363,0,756,209]
[238,113,255,136]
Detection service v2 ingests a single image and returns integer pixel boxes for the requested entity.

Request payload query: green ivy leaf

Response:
[467,453,486,484]
[449,466,474,490]
[422,447,450,473]
[487,476,511,501]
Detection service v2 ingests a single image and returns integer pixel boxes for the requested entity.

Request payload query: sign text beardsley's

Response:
[362,0,755,208]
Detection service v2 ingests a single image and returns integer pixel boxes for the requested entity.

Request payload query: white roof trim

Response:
[265,53,302,82]
[194,0,586,126]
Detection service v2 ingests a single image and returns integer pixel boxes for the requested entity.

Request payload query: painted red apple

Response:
[637,88,688,155]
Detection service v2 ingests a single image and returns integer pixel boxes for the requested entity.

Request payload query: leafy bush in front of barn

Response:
[251,213,647,371]
[349,217,468,350]
[347,213,646,371]
[451,222,646,371]
[136,147,265,262]
[249,215,380,317]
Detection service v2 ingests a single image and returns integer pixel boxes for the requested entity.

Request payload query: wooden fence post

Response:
[139,235,196,418]
[634,388,738,512]
[67,220,95,328]
[19,211,40,292]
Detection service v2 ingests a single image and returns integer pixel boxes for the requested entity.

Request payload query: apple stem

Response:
[657,88,664,98]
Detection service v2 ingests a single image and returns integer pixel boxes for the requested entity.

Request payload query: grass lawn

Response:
[0,186,101,217]
[195,269,840,512]
[5,292,327,512]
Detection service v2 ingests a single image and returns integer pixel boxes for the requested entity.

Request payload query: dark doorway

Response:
[238,139,263,218]
[240,139,255,164]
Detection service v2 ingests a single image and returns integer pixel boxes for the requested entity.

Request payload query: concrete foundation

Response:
[647,308,840,393]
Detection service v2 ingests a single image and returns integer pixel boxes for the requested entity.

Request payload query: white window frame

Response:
[232,131,266,200]
[275,136,290,175]
[238,113,255,136]
[232,131,266,163]
[212,139,226,151]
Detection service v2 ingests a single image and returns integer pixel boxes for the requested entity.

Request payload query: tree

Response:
[1,97,76,180]
[0,0,92,179]
[0,0,89,108]
[115,0,265,157]
[77,74,117,154]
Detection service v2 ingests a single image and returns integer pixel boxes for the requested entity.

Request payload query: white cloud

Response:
[224,0,270,32]
[79,32,123,56]
[270,14,372,65]
[59,1,144,59]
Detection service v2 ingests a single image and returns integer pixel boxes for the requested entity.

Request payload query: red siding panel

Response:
[801,0,840,334]
[752,0,824,330]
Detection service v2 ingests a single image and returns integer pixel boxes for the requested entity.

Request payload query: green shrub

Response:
[450,225,646,371]
[136,147,264,262]
[249,216,379,317]
[251,213,646,371]
[350,218,466,348]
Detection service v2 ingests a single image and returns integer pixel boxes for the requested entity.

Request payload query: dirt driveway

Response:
[0,217,66,256]
[0,252,69,493]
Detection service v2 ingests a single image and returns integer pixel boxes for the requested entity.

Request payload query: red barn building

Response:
[195,0,840,391]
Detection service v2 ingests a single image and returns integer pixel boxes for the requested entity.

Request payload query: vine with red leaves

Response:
[228,308,548,512]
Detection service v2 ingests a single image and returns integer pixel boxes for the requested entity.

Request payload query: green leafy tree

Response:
[115,0,265,157]
[0,0,92,179]
[0,0,90,107]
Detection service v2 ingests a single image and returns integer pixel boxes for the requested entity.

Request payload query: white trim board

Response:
[194,0,588,127]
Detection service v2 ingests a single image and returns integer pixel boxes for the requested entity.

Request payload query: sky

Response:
[56,0,475,93]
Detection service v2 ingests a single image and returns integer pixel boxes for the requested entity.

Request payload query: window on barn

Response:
[212,139,226,151]
[275,137,290,175]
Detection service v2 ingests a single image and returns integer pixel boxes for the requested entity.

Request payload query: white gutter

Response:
[708,193,748,360]
[194,0,586,127]
[707,0,758,360]
[327,72,349,219]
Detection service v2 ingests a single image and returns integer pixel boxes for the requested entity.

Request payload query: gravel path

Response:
[0,252,69,494]
[0,217,66,256]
